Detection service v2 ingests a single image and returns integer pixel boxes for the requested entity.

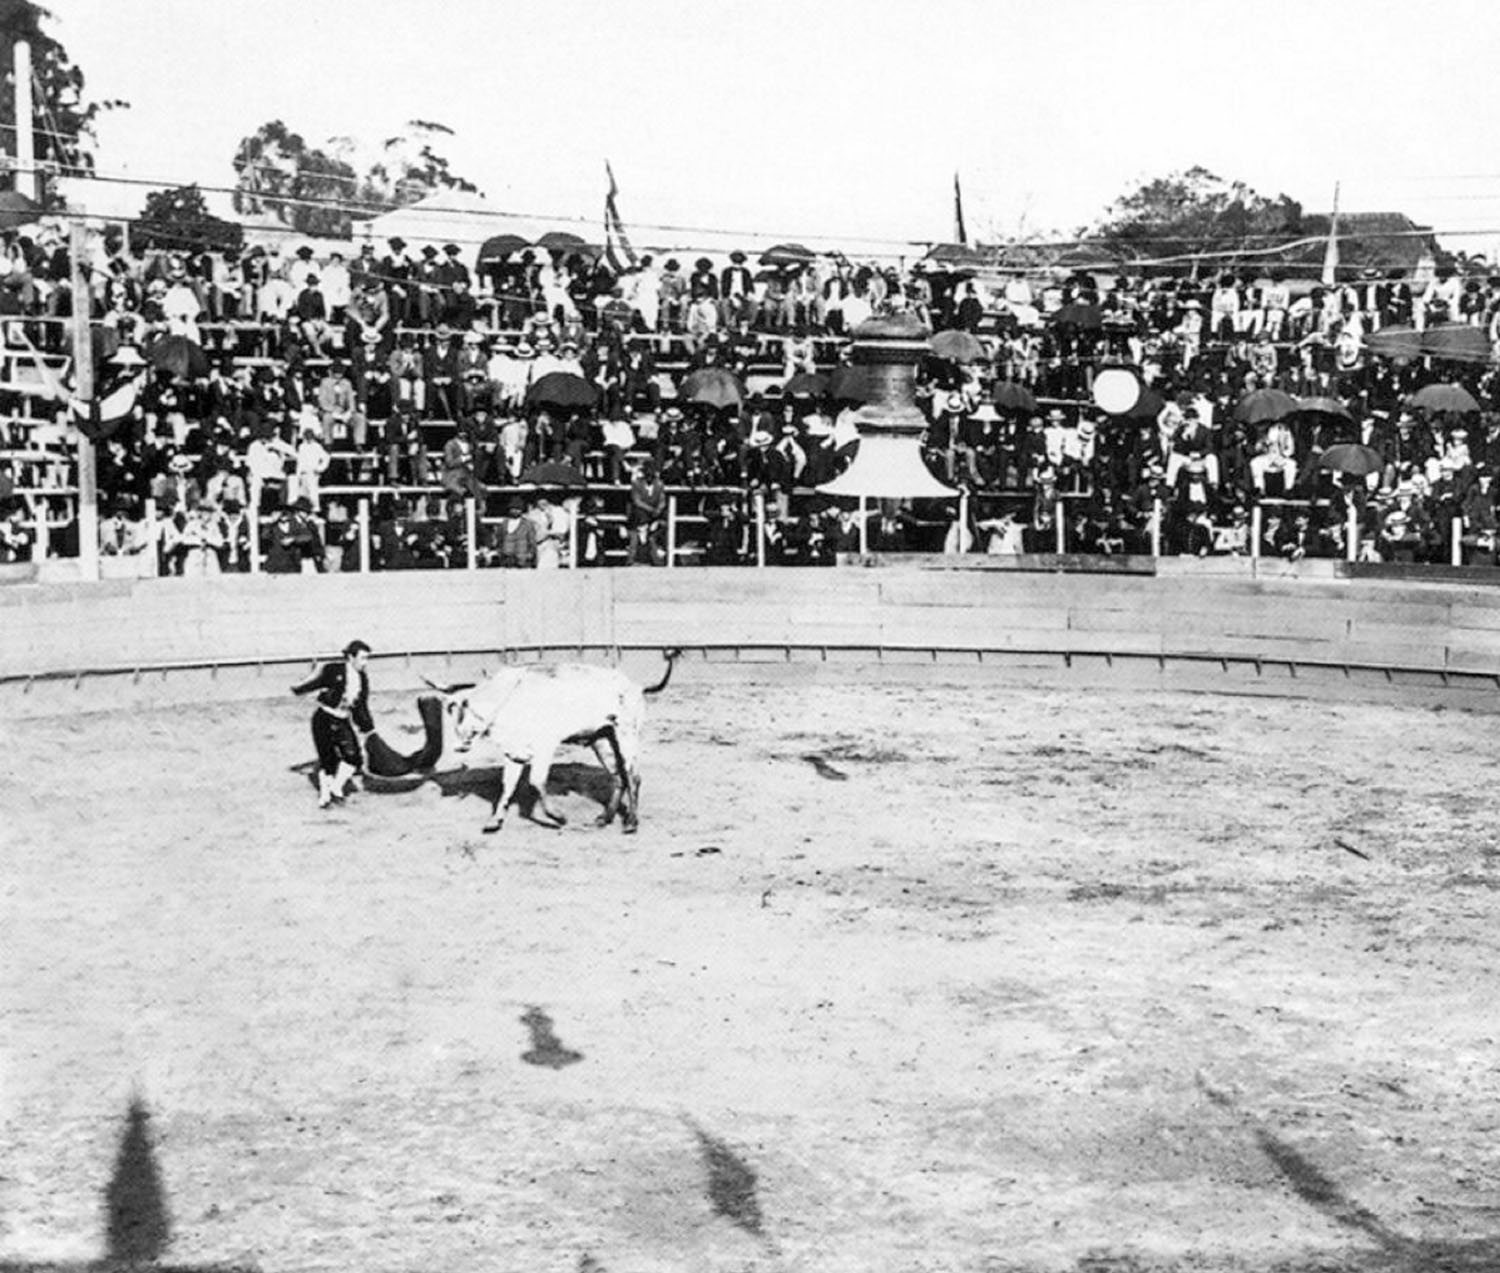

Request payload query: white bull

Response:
[430,650,679,834]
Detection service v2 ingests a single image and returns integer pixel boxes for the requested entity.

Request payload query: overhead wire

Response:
[9,158,1500,274]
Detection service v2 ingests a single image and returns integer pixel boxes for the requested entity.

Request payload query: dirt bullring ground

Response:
[3,671,1499,1272]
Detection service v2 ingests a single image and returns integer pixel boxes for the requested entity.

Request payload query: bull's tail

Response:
[364,694,447,777]
[643,648,682,696]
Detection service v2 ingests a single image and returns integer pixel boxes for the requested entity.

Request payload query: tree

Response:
[0,0,128,207]
[133,184,243,255]
[1087,166,1303,272]
[230,119,360,238]
[364,119,481,208]
[231,118,481,238]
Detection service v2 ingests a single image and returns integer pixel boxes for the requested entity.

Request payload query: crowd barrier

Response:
[4,561,1500,717]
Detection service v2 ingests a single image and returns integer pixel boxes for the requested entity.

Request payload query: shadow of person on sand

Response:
[1198,1079,1500,1273]
[0,1093,254,1273]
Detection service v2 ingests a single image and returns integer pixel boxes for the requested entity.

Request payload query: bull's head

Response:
[421,677,482,753]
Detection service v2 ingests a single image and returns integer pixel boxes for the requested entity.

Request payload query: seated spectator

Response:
[99,500,147,558]
[440,431,483,506]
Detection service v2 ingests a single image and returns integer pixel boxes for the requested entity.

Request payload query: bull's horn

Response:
[420,676,477,695]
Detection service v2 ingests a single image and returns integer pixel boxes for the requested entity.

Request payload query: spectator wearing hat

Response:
[489,339,534,413]
[527,492,572,570]
[658,259,687,333]
[454,331,490,414]
[440,430,484,507]
[246,427,295,513]
[411,245,443,328]
[319,251,351,325]
[162,269,204,344]
[203,457,248,513]
[573,494,610,567]
[380,237,414,323]
[316,360,362,455]
[426,327,463,420]
[437,242,470,294]
[627,458,667,565]
[268,497,326,574]
[495,497,538,568]
[1461,466,1499,564]
[151,452,203,515]
[256,265,296,327]
[382,403,423,487]
[684,289,720,350]
[388,334,426,415]
[720,252,755,328]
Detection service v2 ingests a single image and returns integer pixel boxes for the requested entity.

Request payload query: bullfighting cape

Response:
[364,693,446,778]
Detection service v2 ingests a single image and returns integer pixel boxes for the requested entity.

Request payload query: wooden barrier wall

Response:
[5,561,1500,686]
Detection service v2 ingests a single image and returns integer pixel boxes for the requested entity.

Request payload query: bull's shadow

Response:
[428,760,616,825]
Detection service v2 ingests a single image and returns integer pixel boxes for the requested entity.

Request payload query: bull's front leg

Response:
[528,749,567,828]
[484,758,526,834]
[591,735,623,827]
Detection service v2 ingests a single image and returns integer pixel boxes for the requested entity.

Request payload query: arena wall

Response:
[5,560,1500,716]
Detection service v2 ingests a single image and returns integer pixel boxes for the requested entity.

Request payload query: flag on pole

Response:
[953,172,968,247]
[1321,181,1341,286]
[603,161,639,277]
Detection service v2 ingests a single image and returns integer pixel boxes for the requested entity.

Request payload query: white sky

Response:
[34,0,1500,258]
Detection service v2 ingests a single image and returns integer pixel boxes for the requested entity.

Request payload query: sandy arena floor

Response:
[2,676,1499,1273]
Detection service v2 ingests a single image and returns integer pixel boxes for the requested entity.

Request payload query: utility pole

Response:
[70,218,99,581]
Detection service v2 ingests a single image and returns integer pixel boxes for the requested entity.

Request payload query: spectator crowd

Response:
[4,217,1500,572]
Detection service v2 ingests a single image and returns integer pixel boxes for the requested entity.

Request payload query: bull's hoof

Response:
[482,819,504,834]
[594,813,614,828]
[622,820,639,836]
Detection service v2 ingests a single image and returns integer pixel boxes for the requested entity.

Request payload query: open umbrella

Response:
[1292,396,1354,422]
[929,329,987,364]
[1050,302,1103,330]
[1406,382,1481,415]
[827,365,872,403]
[536,230,588,253]
[1318,444,1384,478]
[144,334,209,380]
[1363,324,1424,363]
[1421,322,1493,365]
[990,381,1038,414]
[679,367,744,409]
[477,233,530,264]
[526,371,598,409]
[1233,387,1300,425]
[784,371,829,398]
[1120,386,1167,422]
[519,460,587,487]
[924,242,989,271]
[0,190,42,230]
[759,242,816,267]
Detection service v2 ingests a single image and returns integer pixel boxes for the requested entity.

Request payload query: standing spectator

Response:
[529,492,571,569]
[246,427,295,513]
[627,458,667,564]
[495,497,538,568]
[294,427,331,509]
